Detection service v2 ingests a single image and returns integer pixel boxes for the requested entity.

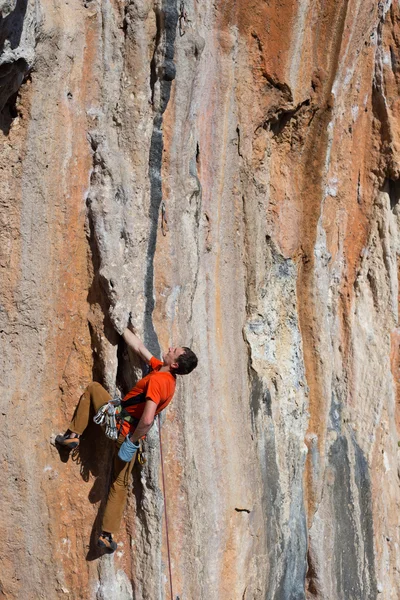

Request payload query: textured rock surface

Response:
[2,0,400,598]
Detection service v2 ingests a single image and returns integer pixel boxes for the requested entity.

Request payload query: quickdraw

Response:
[161,200,169,236]
[137,439,147,465]
[178,1,191,36]
[93,396,121,441]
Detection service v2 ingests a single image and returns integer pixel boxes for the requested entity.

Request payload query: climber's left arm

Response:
[129,399,157,443]
[122,328,153,364]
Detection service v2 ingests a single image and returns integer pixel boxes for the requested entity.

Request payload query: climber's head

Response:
[163,346,198,375]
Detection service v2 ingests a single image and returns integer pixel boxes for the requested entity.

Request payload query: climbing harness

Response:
[161,200,169,236]
[94,392,148,440]
[93,393,149,463]
[158,414,175,600]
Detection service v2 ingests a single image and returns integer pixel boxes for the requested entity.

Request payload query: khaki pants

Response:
[69,382,137,534]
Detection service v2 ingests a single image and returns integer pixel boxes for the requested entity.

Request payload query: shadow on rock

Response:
[54,416,116,561]
[0,0,29,53]
[70,419,112,482]
[54,443,72,464]
[0,0,30,132]
[85,500,110,561]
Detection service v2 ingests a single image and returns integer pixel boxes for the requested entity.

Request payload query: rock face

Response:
[1,0,400,598]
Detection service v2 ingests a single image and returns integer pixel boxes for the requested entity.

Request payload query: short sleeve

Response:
[149,356,163,371]
[146,376,163,405]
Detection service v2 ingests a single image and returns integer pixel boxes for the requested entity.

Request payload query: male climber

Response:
[56,327,198,552]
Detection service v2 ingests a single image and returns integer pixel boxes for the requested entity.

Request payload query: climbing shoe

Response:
[97,533,117,553]
[55,433,80,450]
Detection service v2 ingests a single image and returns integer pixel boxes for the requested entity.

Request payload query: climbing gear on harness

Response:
[94,392,148,442]
[118,436,139,462]
[158,414,175,600]
[137,439,147,465]
[117,392,147,431]
[116,392,146,438]
[105,408,118,440]
[93,403,108,425]
[55,433,80,450]
[97,532,117,553]
[93,396,121,440]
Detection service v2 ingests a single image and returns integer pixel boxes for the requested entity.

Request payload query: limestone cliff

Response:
[1,1,400,599]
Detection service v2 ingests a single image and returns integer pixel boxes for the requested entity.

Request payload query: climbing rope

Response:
[158,414,175,600]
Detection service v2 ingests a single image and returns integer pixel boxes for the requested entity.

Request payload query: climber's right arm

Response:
[122,328,153,364]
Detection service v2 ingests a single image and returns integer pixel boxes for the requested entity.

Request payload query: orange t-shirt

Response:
[120,356,176,435]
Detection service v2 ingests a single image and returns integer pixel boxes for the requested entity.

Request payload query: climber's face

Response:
[163,346,185,367]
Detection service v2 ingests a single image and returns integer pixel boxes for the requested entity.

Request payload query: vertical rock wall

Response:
[1,0,400,598]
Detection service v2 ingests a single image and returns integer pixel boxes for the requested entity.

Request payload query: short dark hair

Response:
[172,347,198,375]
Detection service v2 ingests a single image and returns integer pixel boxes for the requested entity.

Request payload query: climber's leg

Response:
[69,382,111,435]
[56,382,111,448]
[101,435,137,535]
